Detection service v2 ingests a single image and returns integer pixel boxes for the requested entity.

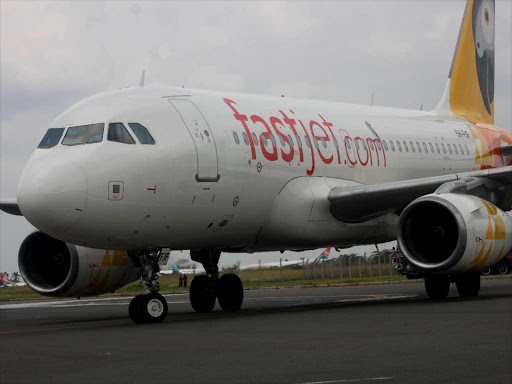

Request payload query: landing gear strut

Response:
[128,250,168,323]
[189,250,244,313]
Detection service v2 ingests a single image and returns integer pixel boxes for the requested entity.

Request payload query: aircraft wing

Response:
[329,166,512,223]
[0,198,23,216]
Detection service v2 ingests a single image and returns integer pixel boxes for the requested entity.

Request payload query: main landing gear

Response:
[129,250,168,324]
[189,250,244,313]
[424,273,480,299]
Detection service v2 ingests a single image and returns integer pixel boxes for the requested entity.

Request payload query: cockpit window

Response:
[38,128,65,148]
[108,123,135,144]
[128,123,155,144]
[62,123,104,146]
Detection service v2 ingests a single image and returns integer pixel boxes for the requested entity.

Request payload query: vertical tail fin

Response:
[434,0,495,124]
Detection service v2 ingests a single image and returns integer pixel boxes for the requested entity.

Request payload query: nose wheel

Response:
[128,250,168,324]
[129,293,168,323]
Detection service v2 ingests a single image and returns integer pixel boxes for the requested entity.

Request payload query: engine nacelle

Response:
[19,231,142,297]
[397,193,512,274]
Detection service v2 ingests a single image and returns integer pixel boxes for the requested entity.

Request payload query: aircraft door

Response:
[168,99,220,182]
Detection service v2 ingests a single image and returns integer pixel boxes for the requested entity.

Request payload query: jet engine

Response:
[18,231,142,297]
[397,193,512,274]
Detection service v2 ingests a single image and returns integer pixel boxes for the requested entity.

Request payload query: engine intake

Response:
[398,193,512,274]
[19,231,141,297]
[19,232,79,295]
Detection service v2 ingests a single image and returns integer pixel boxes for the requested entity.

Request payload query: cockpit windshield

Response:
[108,123,135,144]
[37,128,65,148]
[62,123,104,146]
[128,123,156,144]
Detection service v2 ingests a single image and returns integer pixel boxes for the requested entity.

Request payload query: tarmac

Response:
[1,278,511,384]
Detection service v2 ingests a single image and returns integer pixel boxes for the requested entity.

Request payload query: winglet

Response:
[434,0,495,124]
[139,69,145,88]
[0,198,23,216]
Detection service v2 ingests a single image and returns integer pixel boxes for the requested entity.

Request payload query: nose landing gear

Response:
[128,250,168,324]
[189,250,244,313]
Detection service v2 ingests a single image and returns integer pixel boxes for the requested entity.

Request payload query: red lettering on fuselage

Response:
[223,98,256,160]
[224,98,387,175]
[270,116,294,163]
[250,115,278,161]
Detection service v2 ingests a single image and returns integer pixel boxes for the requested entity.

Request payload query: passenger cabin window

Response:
[296,135,302,147]
[243,132,250,145]
[270,134,277,147]
[447,144,452,155]
[410,141,415,152]
[383,140,388,151]
[128,123,156,145]
[459,144,464,155]
[416,142,421,153]
[233,131,240,144]
[108,123,135,144]
[332,136,339,149]
[397,141,402,152]
[422,143,428,153]
[38,128,65,148]
[288,134,295,147]
[251,133,258,146]
[403,141,408,152]
[429,143,434,153]
[441,144,447,154]
[435,143,440,153]
[464,144,470,155]
[279,135,285,147]
[454,145,458,155]
[389,141,395,151]
[62,123,104,146]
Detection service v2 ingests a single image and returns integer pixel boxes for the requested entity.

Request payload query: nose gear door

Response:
[168,99,220,182]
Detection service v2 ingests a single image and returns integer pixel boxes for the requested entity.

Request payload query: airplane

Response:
[0,273,26,288]
[159,265,206,276]
[0,0,510,323]
[240,248,331,269]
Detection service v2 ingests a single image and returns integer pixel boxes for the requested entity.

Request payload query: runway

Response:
[1,279,511,384]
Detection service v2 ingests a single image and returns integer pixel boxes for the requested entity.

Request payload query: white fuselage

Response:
[17,87,478,252]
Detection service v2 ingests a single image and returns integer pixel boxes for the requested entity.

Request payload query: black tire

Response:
[481,267,492,276]
[424,275,450,299]
[190,275,216,313]
[455,273,480,297]
[497,263,510,275]
[129,294,146,324]
[141,293,168,323]
[217,274,244,311]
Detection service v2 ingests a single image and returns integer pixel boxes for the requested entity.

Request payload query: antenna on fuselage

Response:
[139,70,145,87]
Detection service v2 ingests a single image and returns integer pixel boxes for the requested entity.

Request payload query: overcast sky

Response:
[1,1,511,274]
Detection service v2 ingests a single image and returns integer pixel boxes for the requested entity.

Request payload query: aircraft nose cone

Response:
[17,157,87,234]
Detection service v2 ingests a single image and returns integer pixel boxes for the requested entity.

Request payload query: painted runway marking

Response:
[0,294,189,310]
[298,377,393,384]
[0,294,415,310]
